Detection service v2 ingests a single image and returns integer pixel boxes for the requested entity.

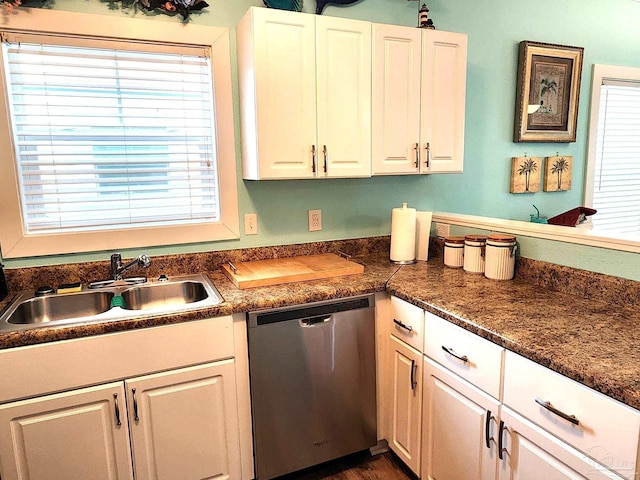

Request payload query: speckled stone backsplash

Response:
[4,236,391,293]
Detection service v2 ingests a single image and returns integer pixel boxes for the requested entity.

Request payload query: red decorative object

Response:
[547,207,596,227]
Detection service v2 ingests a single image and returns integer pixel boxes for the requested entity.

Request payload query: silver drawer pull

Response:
[393,318,413,332]
[535,397,580,426]
[442,345,468,363]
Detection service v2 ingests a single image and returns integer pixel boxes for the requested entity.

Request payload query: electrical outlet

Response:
[435,222,450,238]
[308,209,322,232]
[244,213,258,235]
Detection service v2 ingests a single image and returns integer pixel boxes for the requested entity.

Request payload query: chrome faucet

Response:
[111,253,151,281]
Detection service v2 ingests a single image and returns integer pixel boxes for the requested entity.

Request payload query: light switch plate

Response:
[244,213,258,235]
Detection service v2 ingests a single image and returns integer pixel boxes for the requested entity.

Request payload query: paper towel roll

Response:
[390,203,416,264]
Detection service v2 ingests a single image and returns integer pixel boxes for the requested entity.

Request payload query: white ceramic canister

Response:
[444,236,465,268]
[463,235,487,273]
[484,234,517,280]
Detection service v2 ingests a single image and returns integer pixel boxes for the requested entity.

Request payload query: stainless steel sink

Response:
[121,281,209,311]
[6,291,114,325]
[0,274,223,333]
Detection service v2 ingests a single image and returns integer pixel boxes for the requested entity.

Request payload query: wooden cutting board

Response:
[220,253,364,289]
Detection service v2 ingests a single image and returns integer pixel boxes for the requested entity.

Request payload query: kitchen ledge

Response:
[1,250,639,411]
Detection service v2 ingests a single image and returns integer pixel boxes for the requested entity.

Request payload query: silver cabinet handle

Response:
[393,318,413,332]
[132,388,140,423]
[113,393,122,427]
[424,142,431,168]
[535,398,580,426]
[410,359,417,391]
[322,145,328,173]
[311,145,316,174]
[414,142,420,168]
[442,345,469,363]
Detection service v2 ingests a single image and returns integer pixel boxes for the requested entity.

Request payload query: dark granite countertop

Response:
[387,260,640,411]
[1,252,639,411]
[0,254,398,350]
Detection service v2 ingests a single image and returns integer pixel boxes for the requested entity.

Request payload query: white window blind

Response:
[1,33,219,234]
[593,80,640,235]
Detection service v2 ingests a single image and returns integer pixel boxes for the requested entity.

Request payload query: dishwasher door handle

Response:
[300,315,333,327]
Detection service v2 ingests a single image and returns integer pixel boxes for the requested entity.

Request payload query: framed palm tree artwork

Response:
[514,41,584,143]
[510,156,541,193]
[543,155,573,191]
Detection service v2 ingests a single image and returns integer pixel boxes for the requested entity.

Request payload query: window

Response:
[0,9,238,258]
[585,65,640,237]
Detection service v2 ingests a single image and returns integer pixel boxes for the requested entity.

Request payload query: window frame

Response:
[584,64,640,231]
[0,8,239,259]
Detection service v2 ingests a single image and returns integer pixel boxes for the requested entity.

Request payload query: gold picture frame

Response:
[514,41,584,143]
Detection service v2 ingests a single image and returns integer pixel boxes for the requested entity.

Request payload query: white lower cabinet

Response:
[0,316,250,480]
[0,382,133,480]
[0,360,240,480]
[389,334,423,475]
[384,295,640,480]
[126,360,241,480]
[498,406,624,480]
[422,357,500,480]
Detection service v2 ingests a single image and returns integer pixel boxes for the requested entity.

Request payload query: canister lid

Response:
[444,236,465,244]
[464,235,487,243]
[487,233,516,243]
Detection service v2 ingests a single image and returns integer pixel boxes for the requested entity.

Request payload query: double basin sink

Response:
[0,274,224,333]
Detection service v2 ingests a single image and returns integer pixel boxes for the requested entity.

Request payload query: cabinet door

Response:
[316,16,372,178]
[499,407,623,480]
[422,357,499,480]
[388,335,422,475]
[420,30,467,173]
[126,360,241,480]
[372,24,422,175]
[238,7,317,179]
[0,382,133,480]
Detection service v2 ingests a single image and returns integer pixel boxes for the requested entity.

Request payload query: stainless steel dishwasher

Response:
[247,294,377,480]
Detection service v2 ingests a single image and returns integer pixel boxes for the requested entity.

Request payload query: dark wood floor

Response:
[277,450,416,480]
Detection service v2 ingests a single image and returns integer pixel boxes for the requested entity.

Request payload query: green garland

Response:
[4,0,209,21]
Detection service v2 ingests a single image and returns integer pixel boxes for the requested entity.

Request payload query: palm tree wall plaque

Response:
[552,157,569,189]
[544,155,572,192]
[518,158,538,192]
[510,157,541,193]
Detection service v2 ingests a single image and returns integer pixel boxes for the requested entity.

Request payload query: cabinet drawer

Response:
[423,312,503,399]
[390,296,424,352]
[503,351,640,479]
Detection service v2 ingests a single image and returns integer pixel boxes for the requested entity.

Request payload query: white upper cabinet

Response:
[238,7,371,179]
[372,24,422,175]
[316,16,372,178]
[372,26,467,175]
[421,30,467,173]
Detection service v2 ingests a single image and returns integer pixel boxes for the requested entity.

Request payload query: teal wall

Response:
[1,0,639,280]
